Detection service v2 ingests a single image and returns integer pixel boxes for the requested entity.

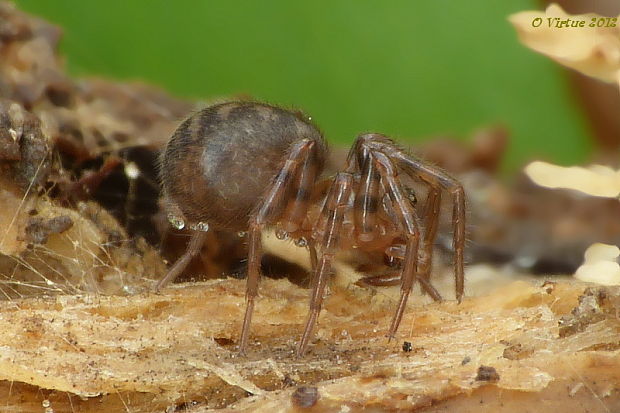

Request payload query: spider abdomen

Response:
[161,101,327,231]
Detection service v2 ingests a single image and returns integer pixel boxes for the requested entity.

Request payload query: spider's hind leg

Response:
[154,231,208,291]
[239,138,319,355]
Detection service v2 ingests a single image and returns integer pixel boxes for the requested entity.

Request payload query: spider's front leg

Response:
[389,149,466,302]
[417,184,442,288]
[350,137,442,301]
[361,134,466,303]
[371,151,424,339]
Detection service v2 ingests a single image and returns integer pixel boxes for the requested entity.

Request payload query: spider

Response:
[156,101,465,356]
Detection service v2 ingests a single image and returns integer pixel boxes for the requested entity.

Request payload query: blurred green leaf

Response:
[15,0,593,171]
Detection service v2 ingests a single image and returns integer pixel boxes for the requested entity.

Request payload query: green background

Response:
[15,0,593,171]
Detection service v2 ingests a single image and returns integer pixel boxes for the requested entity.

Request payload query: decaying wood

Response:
[0,276,618,412]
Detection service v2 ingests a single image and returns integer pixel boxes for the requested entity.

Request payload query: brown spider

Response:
[156,101,465,356]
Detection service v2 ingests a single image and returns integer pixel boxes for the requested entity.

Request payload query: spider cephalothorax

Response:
[157,101,465,356]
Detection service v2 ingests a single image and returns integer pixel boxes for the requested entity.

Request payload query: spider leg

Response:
[279,144,321,234]
[355,271,442,301]
[389,150,465,303]
[239,138,318,355]
[309,241,318,272]
[357,189,442,300]
[371,151,422,339]
[363,134,465,303]
[356,271,400,287]
[418,184,442,300]
[154,231,208,291]
[297,172,353,356]
[353,145,381,243]
[356,269,440,301]
[357,252,441,302]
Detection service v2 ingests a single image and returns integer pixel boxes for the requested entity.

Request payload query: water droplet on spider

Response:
[275,229,289,240]
[189,221,210,232]
[294,237,308,248]
[42,400,51,408]
[124,161,140,180]
[167,213,185,230]
[45,408,54,413]
[237,231,247,238]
